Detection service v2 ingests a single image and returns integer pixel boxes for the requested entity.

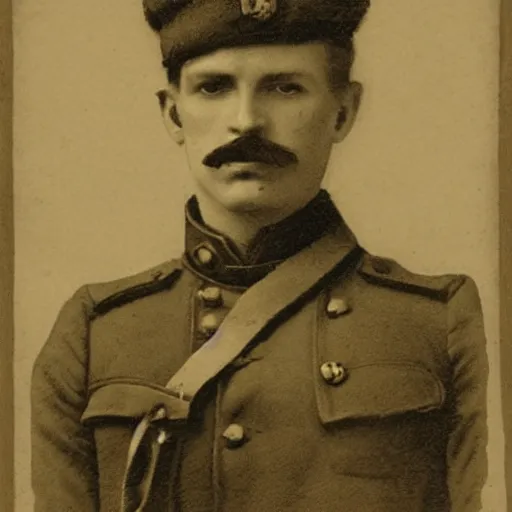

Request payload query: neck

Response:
[194,190,318,252]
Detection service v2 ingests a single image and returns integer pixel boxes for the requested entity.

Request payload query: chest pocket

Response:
[316,361,445,425]
[315,362,447,479]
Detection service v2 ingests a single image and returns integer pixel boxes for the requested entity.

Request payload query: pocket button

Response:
[320,362,347,386]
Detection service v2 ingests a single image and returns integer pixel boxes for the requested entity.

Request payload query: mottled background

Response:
[13,1,504,510]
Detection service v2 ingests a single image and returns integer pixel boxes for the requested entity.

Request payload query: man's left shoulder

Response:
[355,252,472,303]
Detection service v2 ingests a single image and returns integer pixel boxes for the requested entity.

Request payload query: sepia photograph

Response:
[3,0,509,510]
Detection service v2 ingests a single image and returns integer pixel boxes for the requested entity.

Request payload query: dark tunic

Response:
[31,190,488,511]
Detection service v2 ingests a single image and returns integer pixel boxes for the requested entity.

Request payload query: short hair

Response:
[325,41,355,91]
[164,41,355,92]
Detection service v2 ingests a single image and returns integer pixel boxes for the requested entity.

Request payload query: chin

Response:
[212,181,287,214]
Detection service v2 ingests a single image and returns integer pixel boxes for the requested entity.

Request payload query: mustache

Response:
[202,134,298,169]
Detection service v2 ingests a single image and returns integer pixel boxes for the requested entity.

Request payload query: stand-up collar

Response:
[183,189,357,288]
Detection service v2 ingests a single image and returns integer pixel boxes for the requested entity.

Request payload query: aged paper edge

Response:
[500,0,512,509]
[0,0,14,510]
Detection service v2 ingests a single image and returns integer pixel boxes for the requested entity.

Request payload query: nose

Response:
[228,92,266,136]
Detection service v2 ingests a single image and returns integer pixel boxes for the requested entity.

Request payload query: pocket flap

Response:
[81,380,190,425]
[316,362,445,425]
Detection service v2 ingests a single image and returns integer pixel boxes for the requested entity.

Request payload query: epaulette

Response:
[357,253,466,303]
[88,259,183,317]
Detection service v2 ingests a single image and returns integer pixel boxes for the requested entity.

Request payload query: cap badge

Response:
[240,0,277,21]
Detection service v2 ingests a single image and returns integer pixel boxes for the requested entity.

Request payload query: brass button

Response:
[326,297,351,318]
[371,257,392,275]
[222,424,246,449]
[194,246,215,268]
[197,286,223,308]
[199,313,220,338]
[320,362,347,386]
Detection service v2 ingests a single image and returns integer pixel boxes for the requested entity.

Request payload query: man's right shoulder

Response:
[35,259,184,377]
[80,258,184,318]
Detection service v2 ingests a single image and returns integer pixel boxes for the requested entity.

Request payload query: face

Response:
[163,42,361,217]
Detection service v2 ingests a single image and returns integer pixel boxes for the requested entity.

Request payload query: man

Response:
[31,0,488,511]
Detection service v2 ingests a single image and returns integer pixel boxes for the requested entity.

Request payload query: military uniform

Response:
[32,191,488,511]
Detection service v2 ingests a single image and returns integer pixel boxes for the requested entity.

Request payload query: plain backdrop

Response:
[13,1,504,510]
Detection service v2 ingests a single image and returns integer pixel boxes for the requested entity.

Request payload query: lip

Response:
[219,162,276,181]
[221,162,269,172]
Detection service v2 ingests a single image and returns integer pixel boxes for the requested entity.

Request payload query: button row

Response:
[196,286,225,340]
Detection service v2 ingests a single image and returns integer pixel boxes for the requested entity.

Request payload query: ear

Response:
[332,81,363,144]
[156,87,184,146]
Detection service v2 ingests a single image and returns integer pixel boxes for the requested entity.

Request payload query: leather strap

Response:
[167,229,358,407]
[121,225,361,511]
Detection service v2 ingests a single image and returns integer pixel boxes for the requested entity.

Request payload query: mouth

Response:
[221,162,272,179]
[222,161,266,170]
[207,152,281,169]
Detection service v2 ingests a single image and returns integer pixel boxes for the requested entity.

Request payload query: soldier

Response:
[31,1,488,511]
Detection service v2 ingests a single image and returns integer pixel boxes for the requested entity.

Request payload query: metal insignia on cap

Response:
[240,0,277,21]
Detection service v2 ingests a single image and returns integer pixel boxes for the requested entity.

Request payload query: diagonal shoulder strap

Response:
[121,226,362,512]
[167,228,360,411]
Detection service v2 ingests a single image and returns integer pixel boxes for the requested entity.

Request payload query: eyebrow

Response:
[187,73,232,81]
[261,73,310,82]
[186,72,311,83]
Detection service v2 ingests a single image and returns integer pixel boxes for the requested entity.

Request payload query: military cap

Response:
[142,0,370,68]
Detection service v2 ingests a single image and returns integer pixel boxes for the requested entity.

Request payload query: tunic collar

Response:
[183,189,357,288]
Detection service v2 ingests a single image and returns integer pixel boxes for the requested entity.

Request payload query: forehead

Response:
[181,42,330,79]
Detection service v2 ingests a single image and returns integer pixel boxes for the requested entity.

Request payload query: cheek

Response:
[181,129,220,168]
[181,116,212,142]
[279,110,335,157]
[278,102,335,138]
[179,102,224,145]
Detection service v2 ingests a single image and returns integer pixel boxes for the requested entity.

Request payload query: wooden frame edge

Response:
[0,0,14,510]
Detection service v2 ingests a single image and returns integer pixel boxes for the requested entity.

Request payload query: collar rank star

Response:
[240,0,277,21]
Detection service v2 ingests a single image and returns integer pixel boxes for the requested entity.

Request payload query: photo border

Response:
[0,2,509,510]
[0,0,14,510]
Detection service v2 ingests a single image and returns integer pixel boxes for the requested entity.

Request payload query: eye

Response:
[273,83,305,96]
[197,79,232,96]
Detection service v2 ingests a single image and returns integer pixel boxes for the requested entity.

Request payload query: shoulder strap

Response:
[167,228,361,412]
[358,253,466,302]
[89,259,183,316]
[121,227,361,512]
